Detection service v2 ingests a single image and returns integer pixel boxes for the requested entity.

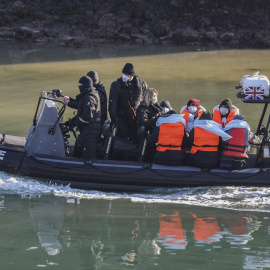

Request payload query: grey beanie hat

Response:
[87,71,99,83]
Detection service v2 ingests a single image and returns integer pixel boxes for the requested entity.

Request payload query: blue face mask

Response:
[152,96,157,104]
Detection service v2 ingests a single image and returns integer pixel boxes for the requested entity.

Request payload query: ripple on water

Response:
[1,171,270,211]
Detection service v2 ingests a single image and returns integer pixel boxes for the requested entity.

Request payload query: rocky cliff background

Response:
[0,0,270,48]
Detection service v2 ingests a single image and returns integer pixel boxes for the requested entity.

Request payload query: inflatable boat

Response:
[1,73,270,191]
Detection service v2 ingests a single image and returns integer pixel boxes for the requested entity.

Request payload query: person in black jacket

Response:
[136,88,163,133]
[87,71,108,126]
[109,63,148,141]
[136,88,162,162]
[65,76,101,159]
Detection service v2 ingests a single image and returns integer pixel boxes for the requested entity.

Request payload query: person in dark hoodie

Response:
[64,76,101,159]
[63,71,107,127]
[109,63,148,141]
[146,109,188,165]
[87,71,108,126]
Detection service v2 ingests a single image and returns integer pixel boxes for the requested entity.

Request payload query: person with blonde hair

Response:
[136,88,163,133]
[136,88,163,162]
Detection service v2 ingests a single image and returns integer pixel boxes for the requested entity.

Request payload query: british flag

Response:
[244,86,265,100]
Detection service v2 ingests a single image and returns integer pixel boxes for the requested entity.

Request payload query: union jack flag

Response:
[244,86,265,100]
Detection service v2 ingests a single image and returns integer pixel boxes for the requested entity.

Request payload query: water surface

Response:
[1,43,270,269]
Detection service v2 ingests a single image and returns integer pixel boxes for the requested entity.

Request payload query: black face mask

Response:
[79,85,87,93]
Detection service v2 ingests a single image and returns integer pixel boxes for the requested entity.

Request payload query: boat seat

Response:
[111,126,146,161]
[96,121,113,159]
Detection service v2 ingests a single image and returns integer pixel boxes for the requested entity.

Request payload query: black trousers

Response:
[78,123,101,159]
[191,151,219,169]
[154,150,185,166]
[116,114,137,141]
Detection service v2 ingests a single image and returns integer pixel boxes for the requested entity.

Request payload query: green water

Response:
[1,193,270,270]
[1,43,270,270]
[1,43,270,136]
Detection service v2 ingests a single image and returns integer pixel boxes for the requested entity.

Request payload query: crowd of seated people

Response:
[62,63,261,170]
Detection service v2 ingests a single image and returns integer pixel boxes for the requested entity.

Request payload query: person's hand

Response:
[160,100,172,110]
[62,96,70,105]
[110,117,117,129]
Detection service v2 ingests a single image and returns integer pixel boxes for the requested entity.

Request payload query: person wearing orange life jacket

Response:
[213,98,239,128]
[188,111,232,169]
[220,114,250,170]
[180,99,206,132]
[146,110,188,165]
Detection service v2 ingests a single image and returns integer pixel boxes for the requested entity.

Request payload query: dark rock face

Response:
[0,0,269,48]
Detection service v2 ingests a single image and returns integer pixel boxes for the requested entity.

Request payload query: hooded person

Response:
[64,76,101,159]
[146,110,188,166]
[86,70,108,126]
[188,111,232,169]
[213,98,239,127]
[180,99,206,131]
[220,114,250,170]
[108,63,148,141]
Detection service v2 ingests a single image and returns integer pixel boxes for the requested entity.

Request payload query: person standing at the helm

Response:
[65,76,101,159]
[213,98,239,128]
[109,63,148,141]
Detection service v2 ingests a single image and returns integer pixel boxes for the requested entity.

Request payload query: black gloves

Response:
[160,100,172,110]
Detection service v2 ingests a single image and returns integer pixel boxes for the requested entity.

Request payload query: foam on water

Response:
[1,171,270,211]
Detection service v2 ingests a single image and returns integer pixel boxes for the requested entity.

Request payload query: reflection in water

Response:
[30,196,65,256]
[1,193,270,269]
[158,212,187,249]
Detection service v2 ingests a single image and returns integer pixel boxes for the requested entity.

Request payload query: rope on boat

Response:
[28,155,265,180]
[28,155,149,174]
[148,167,207,178]
[208,168,264,179]
[86,161,149,174]
[28,155,87,169]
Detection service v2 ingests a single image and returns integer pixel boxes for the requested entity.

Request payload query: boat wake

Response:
[1,171,270,212]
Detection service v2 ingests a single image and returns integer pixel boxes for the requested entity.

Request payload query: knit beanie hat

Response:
[87,71,99,83]
[79,76,93,89]
[122,63,136,76]
[233,114,246,121]
[220,98,232,110]
[199,111,212,120]
[187,99,200,109]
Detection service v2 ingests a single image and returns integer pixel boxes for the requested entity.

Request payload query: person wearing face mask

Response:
[64,76,101,159]
[136,88,163,162]
[220,114,250,170]
[213,98,239,128]
[180,99,206,131]
[108,63,148,141]
[146,109,188,165]
[136,88,163,133]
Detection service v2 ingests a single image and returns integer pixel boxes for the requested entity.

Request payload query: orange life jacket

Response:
[191,127,219,154]
[182,108,204,125]
[157,122,185,152]
[222,128,249,158]
[213,106,239,126]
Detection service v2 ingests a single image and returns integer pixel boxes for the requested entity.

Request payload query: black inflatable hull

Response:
[0,145,269,191]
